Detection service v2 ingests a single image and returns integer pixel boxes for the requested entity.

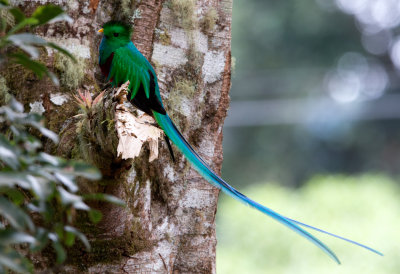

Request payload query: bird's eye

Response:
[113,33,119,37]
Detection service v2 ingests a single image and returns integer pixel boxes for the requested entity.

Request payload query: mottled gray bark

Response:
[7,0,231,272]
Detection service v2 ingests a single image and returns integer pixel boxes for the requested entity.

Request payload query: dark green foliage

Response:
[0,2,75,85]
[0,1,8,8]
[0,100,103,272]
[30,5,64,26]
[10,53,59,84]
[0,98,124,272]
[0,3,124,273]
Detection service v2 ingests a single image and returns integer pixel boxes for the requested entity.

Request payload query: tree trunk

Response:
[7,0,232,272]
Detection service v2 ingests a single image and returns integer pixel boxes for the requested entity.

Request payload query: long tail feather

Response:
[154,112,344,263]
[286,217,383,256]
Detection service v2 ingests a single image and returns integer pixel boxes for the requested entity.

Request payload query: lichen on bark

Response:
[54,53,87,90]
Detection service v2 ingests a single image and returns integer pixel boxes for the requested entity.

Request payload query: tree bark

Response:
[6,0,232,272]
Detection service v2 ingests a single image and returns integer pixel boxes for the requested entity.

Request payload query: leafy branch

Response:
[0,0,75,85]
[0,2,124,273]
[0,100,117,273]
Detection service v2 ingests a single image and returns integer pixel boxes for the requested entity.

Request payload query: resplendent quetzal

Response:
[98,21,381,263]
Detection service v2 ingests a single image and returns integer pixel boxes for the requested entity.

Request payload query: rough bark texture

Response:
[5,0,232,272]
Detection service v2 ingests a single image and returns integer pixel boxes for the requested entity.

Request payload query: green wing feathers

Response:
[109,46,152,100]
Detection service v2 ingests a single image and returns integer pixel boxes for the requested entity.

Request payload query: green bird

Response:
[98,21,382,263]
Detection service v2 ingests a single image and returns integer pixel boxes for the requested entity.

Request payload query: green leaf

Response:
[64,230,75,247]
[31,5,64,26]
[69,162,101,180]
[23,138,42,154]
[27,175,52,201]
[54,223,64,240]
[64,226,90,251]
[88,209,102,224]
[7,17,39,35]
[0,172,30,188]
[47,42,76,62]
[0,135,20,170]
[49,234,66,264]
[47,71,59,86]
[0,105,24,124]
[38,152,60,166]
[0,145,18,169]
[9,98,23,113]
[19,110,40,123]
[9,8,25,24]
[29,228,48,252]
[0,145,19,169]
[9,53,59,86]
[8,33,47,58]
[0,0,9,6]
[54,172,78,193]
[0,229,36,245]
[30,121,59,142]
[9,53,48,78]
[4,188,24,205]
[36,123,59,141]
[58,187,90,210]
[0,247,33,273]
[83,193,125,206]
[84,193,125,207]
[0,197,34,232]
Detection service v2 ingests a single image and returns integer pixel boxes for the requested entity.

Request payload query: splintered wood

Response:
[114,82,163,162]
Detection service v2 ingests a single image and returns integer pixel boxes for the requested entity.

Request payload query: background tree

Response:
[218,1,400,273]
[224,0,400,187]
[3,0,232,272]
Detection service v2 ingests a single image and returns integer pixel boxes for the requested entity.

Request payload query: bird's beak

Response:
[98,28,104,33]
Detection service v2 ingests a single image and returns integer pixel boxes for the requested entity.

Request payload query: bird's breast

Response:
[99,52,114,79]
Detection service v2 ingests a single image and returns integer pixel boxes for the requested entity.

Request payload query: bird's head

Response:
[98,21,132,48]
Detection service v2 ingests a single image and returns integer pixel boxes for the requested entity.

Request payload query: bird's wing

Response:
[110,45,152,100]
[110,44,167,115]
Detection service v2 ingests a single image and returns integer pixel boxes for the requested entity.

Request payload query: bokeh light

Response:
[325,52,388,103]
[335,0,367,15]
[361,30,392,55]
[335,0,400,67]
[326,71,361,103]
[390,37,400,69]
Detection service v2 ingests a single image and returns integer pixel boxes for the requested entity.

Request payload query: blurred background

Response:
[217,0,400,273]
